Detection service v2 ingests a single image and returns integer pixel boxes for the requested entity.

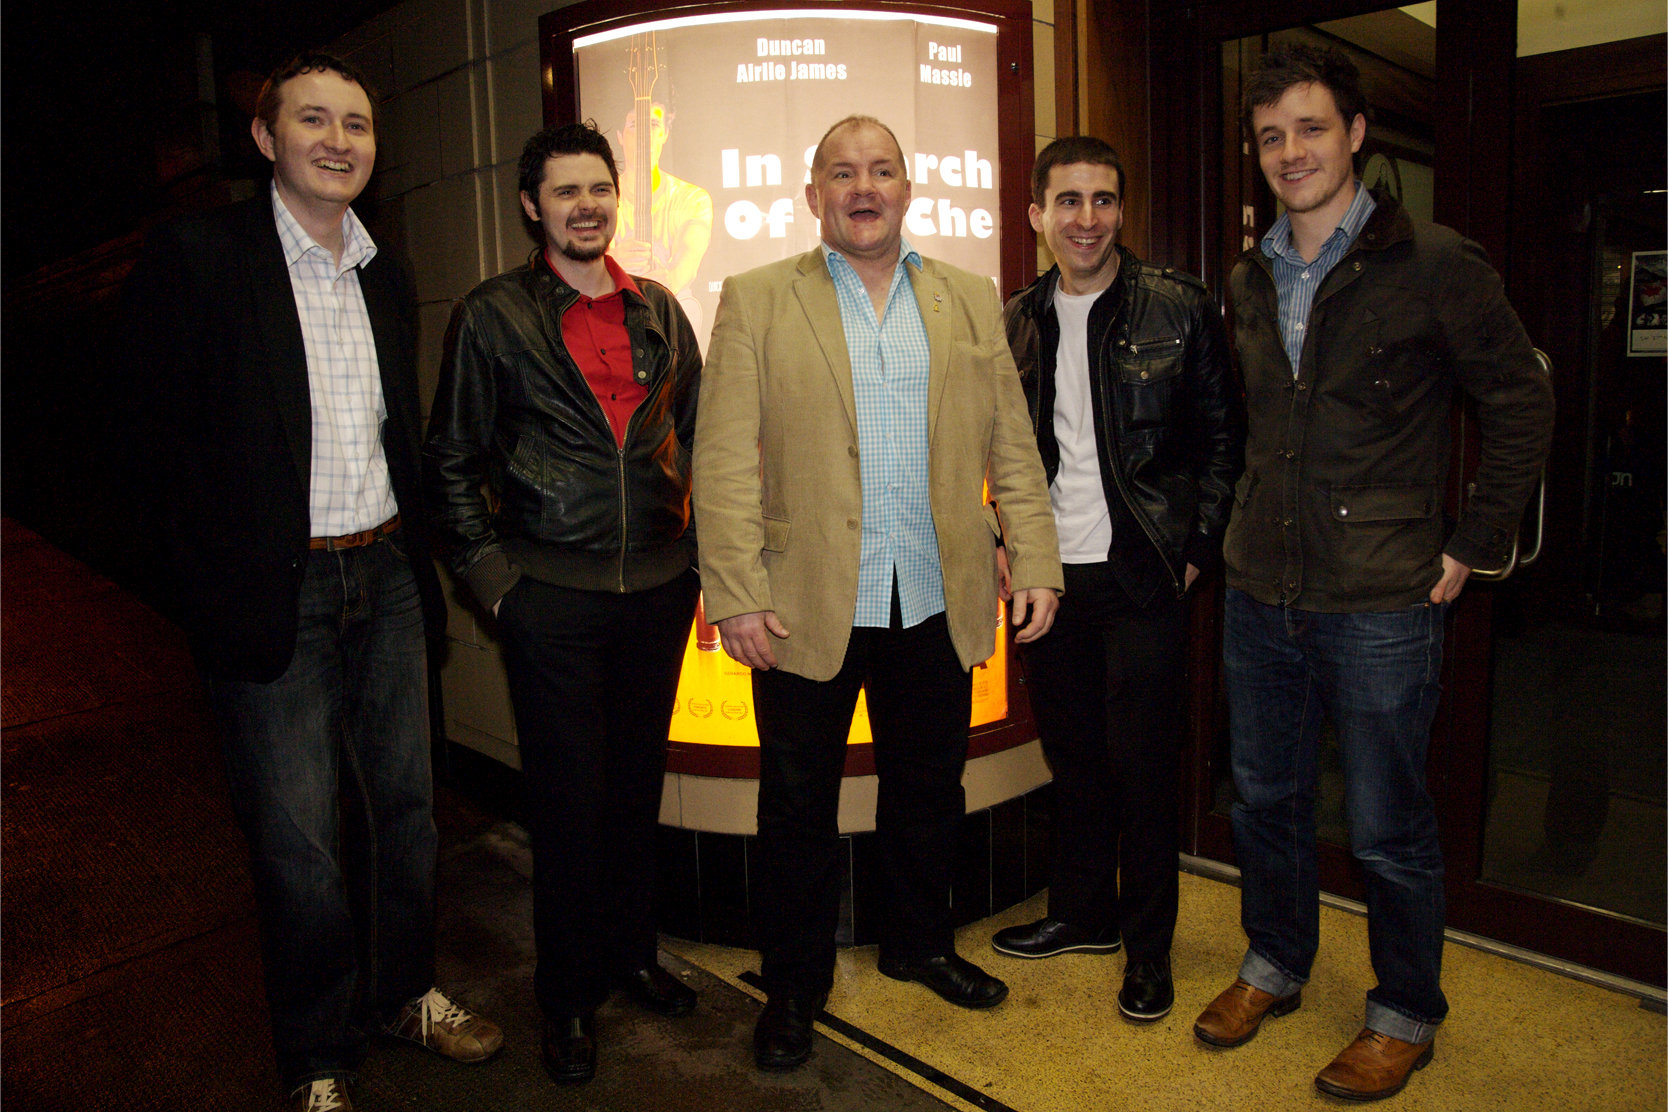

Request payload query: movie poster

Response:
[571,11,1007,747]
[574,10,1002,353]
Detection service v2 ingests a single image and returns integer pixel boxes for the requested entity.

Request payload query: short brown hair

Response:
[255,52,378,135]
[1240,41,1368,142]
[1031,136,1125,207]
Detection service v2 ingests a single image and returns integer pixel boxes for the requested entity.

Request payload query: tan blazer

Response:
[693,248,1062,682]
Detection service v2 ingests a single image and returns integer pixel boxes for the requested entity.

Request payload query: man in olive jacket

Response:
[1193,44,1554,1103]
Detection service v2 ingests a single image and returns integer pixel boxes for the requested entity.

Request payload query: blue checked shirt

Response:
[822,239,946,629]
[1261,182,1376,374]
[271,183,399,535]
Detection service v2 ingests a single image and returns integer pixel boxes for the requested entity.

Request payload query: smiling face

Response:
[1252,80,1365,226]
[1030,161,1124,295]
[519,152,618,263]
[252,69,375,224]
[805,120,911,265]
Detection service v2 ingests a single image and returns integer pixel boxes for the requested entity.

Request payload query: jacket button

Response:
[1338,506,1350,517]
[1296,382,1308,391]
[847,519,858,530]
[1139,370,1150,380]
[848,445,858,458]
[635,370,648,382]
[1286,580,1298,591]
[1353,261,1362,271]
[1281,518,1293,528]
[1282,449,1295,459]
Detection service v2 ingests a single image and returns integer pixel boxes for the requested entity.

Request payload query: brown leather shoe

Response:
[1193,978,1301,1047]
[1315,1028,1434,1101]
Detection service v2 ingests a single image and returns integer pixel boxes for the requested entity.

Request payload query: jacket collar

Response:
[1247,187,1413,268]
[1016,244,1137,321]
[526,247,648,308]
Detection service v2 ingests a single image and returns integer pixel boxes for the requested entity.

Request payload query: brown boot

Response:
[1193,978,1301,1047]
[1314,1028,1434,1101]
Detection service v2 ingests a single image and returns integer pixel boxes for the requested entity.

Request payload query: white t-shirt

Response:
[1049,288,1112,563]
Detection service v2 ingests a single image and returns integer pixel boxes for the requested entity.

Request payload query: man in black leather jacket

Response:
[423,122,702,1086]
[996,137,1243,1021]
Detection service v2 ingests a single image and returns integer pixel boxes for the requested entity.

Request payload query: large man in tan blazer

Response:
[693,116,1062,1072]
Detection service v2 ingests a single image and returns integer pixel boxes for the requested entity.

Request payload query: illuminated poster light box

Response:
[542,0,1033,752]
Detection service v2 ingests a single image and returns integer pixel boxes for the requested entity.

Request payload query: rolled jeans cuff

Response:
[1365,999,1442,1045]
[1239,947,1307,999]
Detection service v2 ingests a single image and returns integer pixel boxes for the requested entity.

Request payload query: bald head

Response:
[811,115,908,181]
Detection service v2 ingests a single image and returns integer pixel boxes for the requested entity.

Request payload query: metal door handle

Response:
[1470,349,1550,582]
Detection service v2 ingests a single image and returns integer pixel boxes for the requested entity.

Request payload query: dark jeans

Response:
[1020,561,1186,961]
[496,569,698,1018]
[206,532,437,1091]
[751,610,973,1000]
[1223,588,1449,1044]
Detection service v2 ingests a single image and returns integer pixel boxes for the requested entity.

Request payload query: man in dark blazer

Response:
[123,52,499,1112]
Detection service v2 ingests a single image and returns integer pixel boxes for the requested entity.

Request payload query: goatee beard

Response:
[560,238,609,263]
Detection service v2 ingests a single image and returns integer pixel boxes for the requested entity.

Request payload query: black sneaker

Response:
[991,917,1122,959]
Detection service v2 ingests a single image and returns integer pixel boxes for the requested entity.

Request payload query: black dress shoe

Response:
[991,917,1122,959]
[753,992,827,1071]
[541,1014,597,1084]
[1118,957,1174,1022]
[620,962,697,1017]
[877,952,1009,1009]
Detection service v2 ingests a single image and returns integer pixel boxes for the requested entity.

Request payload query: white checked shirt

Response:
[271,182,399,536]
[822,239,945,629]
[1261,182,1376,373]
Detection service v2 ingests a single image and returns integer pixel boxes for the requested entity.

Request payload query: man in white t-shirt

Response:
[997,136,1244,1022]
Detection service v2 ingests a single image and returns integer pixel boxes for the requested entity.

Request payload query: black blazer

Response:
[124,190,444,682]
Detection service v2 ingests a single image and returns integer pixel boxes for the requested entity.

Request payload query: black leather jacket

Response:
[424,251,701,609]
[1004,249,1244,600]
[1225,191,1553,611]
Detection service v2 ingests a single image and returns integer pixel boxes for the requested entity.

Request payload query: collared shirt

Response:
[1261,182,1376,373]
[271,182,398,536]
[556,252,645,449]
[822,238,945,629]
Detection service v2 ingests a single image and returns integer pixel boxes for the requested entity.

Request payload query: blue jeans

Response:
[206,532,437,1090]
[1223,589,1448,1044]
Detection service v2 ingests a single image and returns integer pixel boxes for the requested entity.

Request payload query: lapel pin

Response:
[933,293,943,313]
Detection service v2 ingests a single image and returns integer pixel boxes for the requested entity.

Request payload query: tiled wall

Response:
[331,0,1064,767]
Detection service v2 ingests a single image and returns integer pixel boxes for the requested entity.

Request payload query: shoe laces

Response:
[412,987,472,1037]
[299,1079,348,1111]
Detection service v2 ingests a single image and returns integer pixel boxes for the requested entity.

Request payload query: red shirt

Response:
[552,251,645,449]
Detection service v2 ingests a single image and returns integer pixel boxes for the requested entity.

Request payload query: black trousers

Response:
[751,609,973,999]
[1020,560,1186,962]
[496,569,699,1017]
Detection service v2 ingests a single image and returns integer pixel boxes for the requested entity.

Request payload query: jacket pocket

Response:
[762,514,790,552]
[1329,483,1440,524]
[1118,333,1186,384]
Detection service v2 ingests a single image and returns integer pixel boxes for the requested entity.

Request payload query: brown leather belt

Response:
[309,514,400,552]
